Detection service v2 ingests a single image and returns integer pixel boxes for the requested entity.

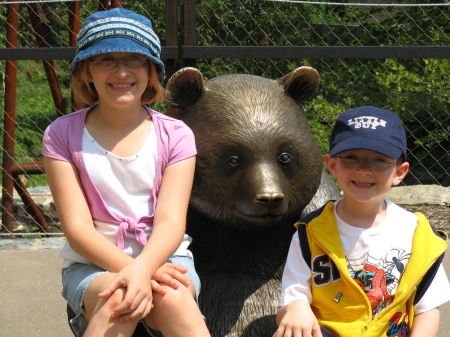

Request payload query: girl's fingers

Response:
[122,297,153,321]
[150,280,167,295]
[164,263,188,273]
[112,287,146,317]
[153,263,190,288]
[98,276,127,299]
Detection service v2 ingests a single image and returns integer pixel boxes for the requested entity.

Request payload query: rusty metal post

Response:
[12,171,50,232]
[165,0,179,79]
[183,0,197,68]
[69,1,82,112]
[27,4,66,117]
[110,0,123,8]
[68,2,80,48]
[98,0,109,11]
[98,0,123,11]
[2,1,19,232]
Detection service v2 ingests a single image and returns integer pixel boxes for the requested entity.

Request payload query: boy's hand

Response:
[98,261,153,322]
[150,262,191,295]
[274,299,323,337]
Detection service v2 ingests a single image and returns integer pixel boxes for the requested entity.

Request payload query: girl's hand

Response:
[150,263,191,295]
[274,300,323,337]
[98,261,153,322]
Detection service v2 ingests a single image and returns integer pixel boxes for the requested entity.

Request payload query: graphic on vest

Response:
[387,312,409,337]
[347,248,410,336]
[312,255,341,286]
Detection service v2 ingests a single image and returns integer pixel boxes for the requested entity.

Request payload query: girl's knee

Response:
[148,284,198,324]
[103,287,127,312]
[154,283,196,310]
[84,275,125,322]
[86,287,127,323]
[145,285,202,333]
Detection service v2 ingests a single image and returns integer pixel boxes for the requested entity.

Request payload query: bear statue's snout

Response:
[255,191,285,208]
[233,160,290,224]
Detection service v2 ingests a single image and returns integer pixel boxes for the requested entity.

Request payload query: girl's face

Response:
[88,52,150,107]
[325,149,409,206]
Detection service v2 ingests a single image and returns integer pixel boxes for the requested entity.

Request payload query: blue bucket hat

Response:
[329,106,407,160]
[70,8,165,83]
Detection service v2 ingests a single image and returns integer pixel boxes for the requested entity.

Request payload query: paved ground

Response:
[0,238,72,337]
[0,237,449,337]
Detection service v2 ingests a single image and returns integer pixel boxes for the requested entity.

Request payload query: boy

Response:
[275,106,450,337]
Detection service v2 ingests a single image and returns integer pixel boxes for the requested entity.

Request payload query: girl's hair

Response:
[70,60,165,106]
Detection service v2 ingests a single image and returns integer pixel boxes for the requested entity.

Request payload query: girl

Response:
[43,8,210,337]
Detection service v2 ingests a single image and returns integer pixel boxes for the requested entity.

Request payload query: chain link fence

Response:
[192,0,450,186]
[0,0,449,235]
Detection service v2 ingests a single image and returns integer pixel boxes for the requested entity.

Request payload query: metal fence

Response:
[1,0,449,235]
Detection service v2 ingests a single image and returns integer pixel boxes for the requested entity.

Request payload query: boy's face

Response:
[325,149,409,205]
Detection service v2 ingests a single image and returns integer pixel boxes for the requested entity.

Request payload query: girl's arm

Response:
[139,155,196,273]
[44,156,133,271]
[410,308,440,337]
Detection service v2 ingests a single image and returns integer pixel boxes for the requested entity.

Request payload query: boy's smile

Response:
[352,181,375,187]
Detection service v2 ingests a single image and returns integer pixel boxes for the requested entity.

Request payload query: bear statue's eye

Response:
[278,152,291,164]
[227,156,240,167]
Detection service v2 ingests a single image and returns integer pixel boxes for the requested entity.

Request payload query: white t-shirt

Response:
[279,199,450,315]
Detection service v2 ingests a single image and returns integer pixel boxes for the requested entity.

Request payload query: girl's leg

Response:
[144,283,211,337]
[83,273,139,337]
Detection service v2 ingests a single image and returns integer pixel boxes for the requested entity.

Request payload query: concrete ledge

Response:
[386,185,450,206]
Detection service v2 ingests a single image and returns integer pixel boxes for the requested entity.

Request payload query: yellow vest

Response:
[295,201,447,337]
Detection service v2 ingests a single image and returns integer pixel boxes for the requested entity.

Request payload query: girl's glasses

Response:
[335,155,396,171]
[90,55,147,70]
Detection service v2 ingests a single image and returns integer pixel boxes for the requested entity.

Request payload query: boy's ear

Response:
[325,154,337,178]
[392,161,409,186]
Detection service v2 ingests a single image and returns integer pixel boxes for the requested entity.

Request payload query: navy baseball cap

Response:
[70,8,165,83]
[329,106,407,160]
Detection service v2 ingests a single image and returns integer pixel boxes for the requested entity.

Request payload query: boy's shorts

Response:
[62,255,200,337]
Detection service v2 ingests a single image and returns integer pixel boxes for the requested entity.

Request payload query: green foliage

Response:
[126,0,167,43]
[14,60,63,161]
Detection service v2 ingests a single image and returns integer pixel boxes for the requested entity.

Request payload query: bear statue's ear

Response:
[165,67,205,110]
[278,66,320,103]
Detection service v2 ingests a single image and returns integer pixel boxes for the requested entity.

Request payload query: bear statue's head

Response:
[166,67,322,231]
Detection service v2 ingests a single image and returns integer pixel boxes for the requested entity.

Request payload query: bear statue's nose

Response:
[255,192,284,207]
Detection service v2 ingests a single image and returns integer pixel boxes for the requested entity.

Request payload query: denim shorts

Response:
[62,255,200,337]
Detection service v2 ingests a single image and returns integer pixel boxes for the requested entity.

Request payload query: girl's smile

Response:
[89,52,150,107]
[110,83,135,89]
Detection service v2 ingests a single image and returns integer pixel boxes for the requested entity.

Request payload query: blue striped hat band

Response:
[70,8,165,82]
[77,17,161,59]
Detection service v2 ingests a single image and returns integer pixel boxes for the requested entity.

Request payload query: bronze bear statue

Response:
[163,67,340,337]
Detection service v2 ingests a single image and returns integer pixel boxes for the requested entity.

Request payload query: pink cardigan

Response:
[42,106,196,249]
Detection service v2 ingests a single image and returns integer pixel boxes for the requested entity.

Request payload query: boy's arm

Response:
[409,308,440,337]
[274,299,323,337]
